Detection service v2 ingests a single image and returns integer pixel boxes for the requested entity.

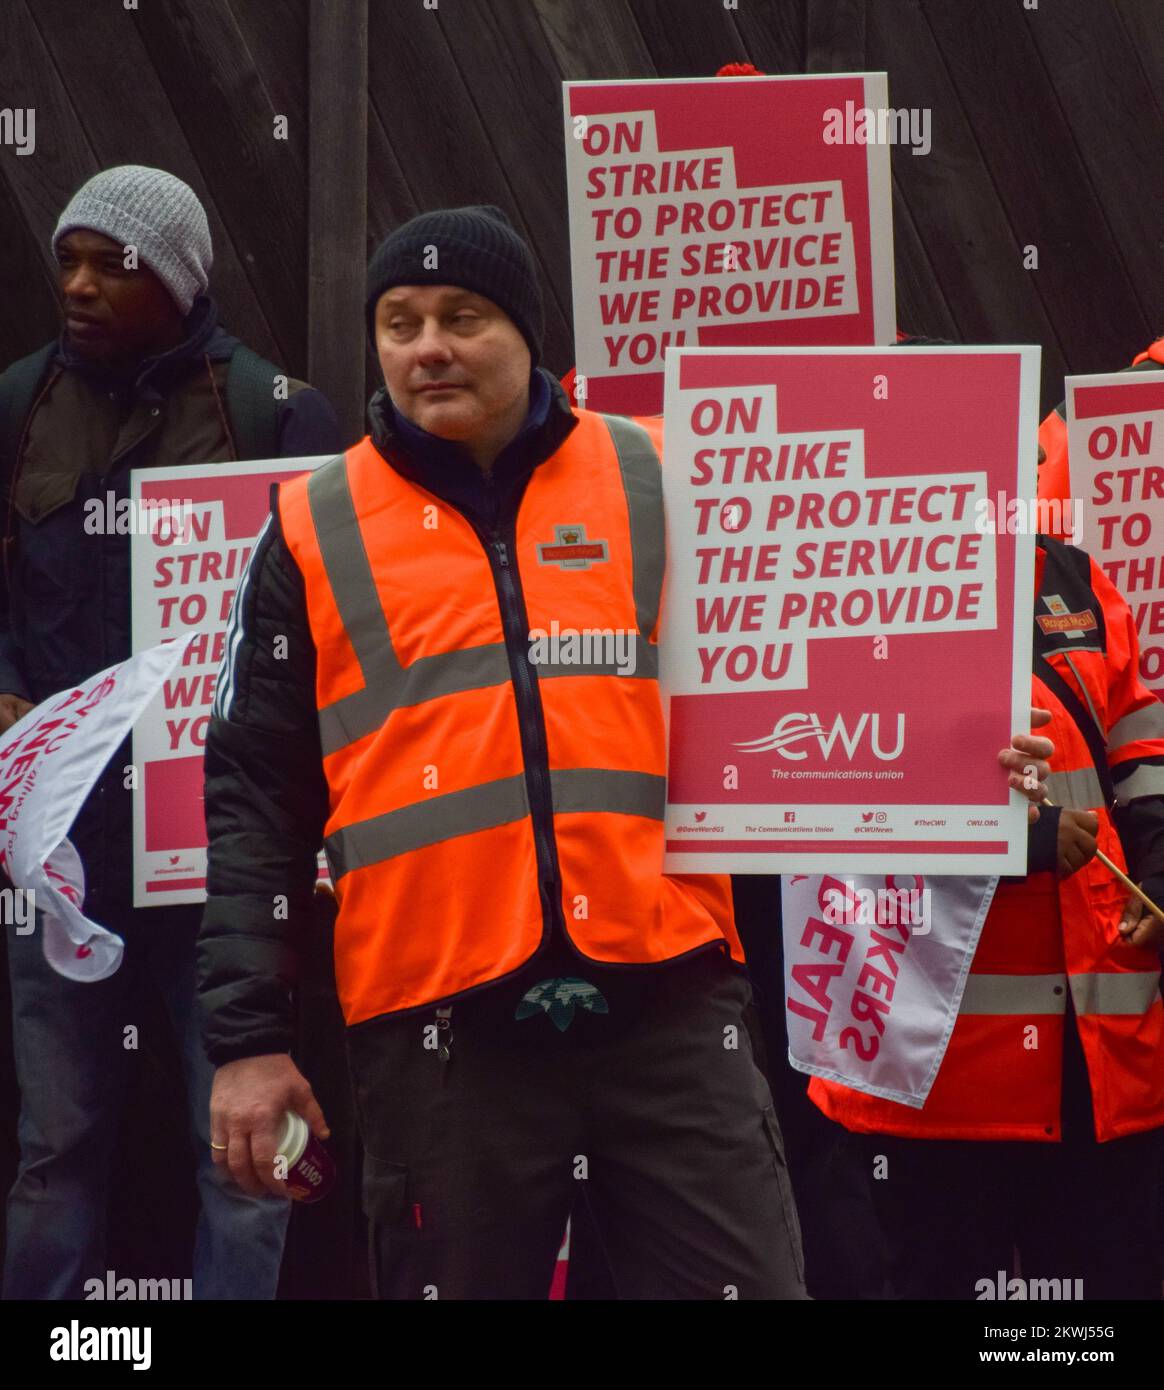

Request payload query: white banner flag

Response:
[0,639,192,982]
[781,872,998,1106]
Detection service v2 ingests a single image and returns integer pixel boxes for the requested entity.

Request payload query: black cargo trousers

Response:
[346,949,808,1300]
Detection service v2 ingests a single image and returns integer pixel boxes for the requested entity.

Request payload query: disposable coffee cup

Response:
[276,1110,335,1204]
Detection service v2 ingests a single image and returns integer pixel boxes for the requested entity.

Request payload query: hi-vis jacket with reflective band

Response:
[277,408,740,1025]
[811,539,1164,1143]
[1038,338,1164,521]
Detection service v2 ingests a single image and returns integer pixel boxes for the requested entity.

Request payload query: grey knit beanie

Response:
[52,165,213,314]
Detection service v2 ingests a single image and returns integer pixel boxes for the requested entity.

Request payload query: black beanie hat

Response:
[365,205,544,365]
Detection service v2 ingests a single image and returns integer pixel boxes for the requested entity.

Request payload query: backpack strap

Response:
[224,344,284,461]
[0,343,57,502]
[0,344,59,594]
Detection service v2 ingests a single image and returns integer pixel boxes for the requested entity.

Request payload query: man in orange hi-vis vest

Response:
[195,205,1052,1300]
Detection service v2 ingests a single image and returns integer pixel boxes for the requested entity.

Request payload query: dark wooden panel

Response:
[230,0,311,142]
[525,1,655,387]
[364,110,419,253]
[366,1,573,375]
[21,0,279,365]
[434,0,578,372]
[890,175,958,343]
[1113,0,1164,136]
[308,0,367,443]
[865,0,1069,409]
[228,0,325,369]
[804,0,952,345]
[361,1,424,266]
[0,168,61,365]
[1111,0,1164,336]
[363,111,422,413]
[2,1,97,255]
[625,0,750,76]
[731,2,807,76]
[531,0,655,79]
[921,0,1151,383]
[131,0,308,370]
[805,0,865,71]
[1023,0,1164,361]
[365,5,488,238]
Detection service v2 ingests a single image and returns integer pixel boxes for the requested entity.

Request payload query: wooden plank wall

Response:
[5,0,1164,415]
[3,0,1164,1296]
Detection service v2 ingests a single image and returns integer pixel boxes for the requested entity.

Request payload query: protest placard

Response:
[563,73,895,414]
[130,458,331,907]
[660,345,1040,875]
[1065,371,1164,696]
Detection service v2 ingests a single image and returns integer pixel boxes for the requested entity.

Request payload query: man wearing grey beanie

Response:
[0,165,344,1300]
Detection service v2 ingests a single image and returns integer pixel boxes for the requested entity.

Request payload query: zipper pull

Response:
[436,1005,453,1063]
[494,539,509,568]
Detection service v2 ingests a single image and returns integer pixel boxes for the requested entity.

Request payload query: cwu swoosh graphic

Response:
[733,720,825,753]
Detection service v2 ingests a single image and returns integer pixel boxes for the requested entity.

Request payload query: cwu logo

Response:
[735,712,905,762]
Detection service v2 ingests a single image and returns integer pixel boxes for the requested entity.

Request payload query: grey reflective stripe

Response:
[1070,970,1162,1016]
[534,636,659,681]
[957,971,1162,1017]
[308,458,399,685]
[1110,763,1164,802]
[308,458,514,755]
[324,768,664,878]
[1045,766,1105,809]
[549,767,665,819]
[958,973,1067,1015]
[325,775,530,876]
[318,643,511,756]
[600,414,665,641]
[1109,702,1164,749]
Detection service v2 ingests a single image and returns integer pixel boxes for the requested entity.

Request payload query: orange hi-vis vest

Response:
[278,408,740,1025]
[811,540,1164,1143]
[1038,338,1164,520]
